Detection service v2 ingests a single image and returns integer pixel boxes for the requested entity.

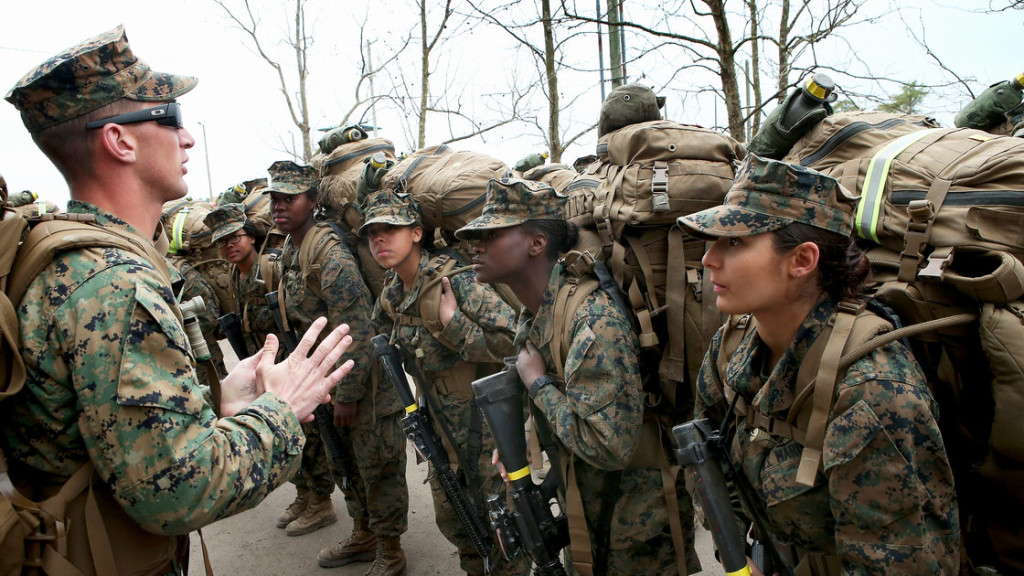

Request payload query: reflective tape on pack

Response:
[170,206,192,254]
[855,129,941,243]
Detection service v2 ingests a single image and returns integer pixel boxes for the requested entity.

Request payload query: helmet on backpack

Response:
[598,84,665,137]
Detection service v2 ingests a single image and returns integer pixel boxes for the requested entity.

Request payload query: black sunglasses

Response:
[85,102,183,130]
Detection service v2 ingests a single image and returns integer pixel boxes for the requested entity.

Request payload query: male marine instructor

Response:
[1,25,354,575]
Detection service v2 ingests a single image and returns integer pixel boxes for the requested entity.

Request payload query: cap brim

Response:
[676,205,791,239]
[211,222,245,243]
[454,215,524,240]
[126,70,197,102]
[358,216,418,237]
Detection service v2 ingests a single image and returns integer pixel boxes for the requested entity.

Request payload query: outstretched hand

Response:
[257,317,355,423]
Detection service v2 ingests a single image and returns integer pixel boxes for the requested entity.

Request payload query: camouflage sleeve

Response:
[824,344,960,574]
[693,329,728,424]
[436,271,517,362]
[531,300,644,470]
[62,264,304,535]
[318,241,374,403]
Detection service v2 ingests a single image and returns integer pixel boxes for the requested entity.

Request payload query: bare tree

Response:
[559,0,881,142]
[213,0,315,161]
[464,0,596,163]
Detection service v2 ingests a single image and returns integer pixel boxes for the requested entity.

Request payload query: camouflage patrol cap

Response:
[358,190,421,237]
[598,83,666,137]
[203,203,247,243]
[455,178,566,240]
[5,25,197,133]
[261,161,318,196]
[677,154,858,238]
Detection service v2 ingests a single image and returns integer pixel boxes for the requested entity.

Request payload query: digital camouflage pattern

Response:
[515,262,678,576]
[280,224,408,536]
[359,190,420,236]
[0,200,304,535]
[203,202,246,244]
[5,25,197,133]
[598,83,665,137]
[695,296,961,574]
[373,249,525,575]
[263,160,319,196]
[677,154,858,239]
[231,260,276,356]
[454,178,567,239]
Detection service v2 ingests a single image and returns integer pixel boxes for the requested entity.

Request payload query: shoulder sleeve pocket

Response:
[117,280,204,416]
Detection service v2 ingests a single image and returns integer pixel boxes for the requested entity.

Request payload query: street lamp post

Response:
[198,121,213,202]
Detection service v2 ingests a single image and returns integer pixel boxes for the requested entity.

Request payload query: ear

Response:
[528,231,548,257]
[411,225,423,244]
[788,241,820,280]
[95,124,137,164]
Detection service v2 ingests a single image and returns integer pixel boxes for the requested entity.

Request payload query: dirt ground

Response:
[189,342,717,575]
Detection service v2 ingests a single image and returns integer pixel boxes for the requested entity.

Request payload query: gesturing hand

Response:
[257,317,355,423]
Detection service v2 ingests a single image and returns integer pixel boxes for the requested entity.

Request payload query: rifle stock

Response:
[217,311,251,360]
[371,334,495,572]
[472,367,568,576]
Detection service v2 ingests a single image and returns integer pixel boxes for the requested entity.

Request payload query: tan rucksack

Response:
[777,110,1024,573]
[379,145,509,256]
[565,119,745,417]
[0,210,176,575]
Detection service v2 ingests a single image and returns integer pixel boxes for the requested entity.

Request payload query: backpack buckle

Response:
[919,246,954,280]
[562,250,597,278]
[651,161,670,212]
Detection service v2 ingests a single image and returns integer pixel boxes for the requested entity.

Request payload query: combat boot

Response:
[364,536,406,576]
[317,517,378,568]
[285,491,337,536]
[275,487,311,528]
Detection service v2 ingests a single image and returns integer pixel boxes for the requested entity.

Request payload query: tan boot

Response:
[364,536,406,576]
[275,487,311,528]
[317,517,378,568]
[284,491,337,536]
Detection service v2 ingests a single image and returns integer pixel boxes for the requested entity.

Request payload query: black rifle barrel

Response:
[371,334,494,571]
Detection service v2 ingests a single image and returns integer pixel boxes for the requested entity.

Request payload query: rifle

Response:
[673,400,794,576]
[217,311,251,360]
[472,365,569,576]
[265,290,362,499]
[371,334,495,573]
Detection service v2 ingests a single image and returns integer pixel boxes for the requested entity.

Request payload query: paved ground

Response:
[189,341,718,575]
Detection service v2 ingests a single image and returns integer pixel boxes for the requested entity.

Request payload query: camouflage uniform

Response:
[365,191,524,576]
[678,155,961,575]
[269,171,408,543]
[455,180,679,576]
[0,201,305,570]
[513,264,678,576]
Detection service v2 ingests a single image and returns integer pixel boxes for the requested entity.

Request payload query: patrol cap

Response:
[203,203,247,243]
[598,83,665,137]
[455,178,566,240]
[677,154,857,239]
[358,190,420,237]
[5,25,197,134]
[261,161,318,196]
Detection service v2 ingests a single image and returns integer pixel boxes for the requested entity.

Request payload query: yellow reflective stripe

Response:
[726,567,753,576]
[806,78,827,100]
[170,207,191,253]
[405,403,418,414]
[1017,72,1024,88]
[854,129,941,243]
[507,466,531,482]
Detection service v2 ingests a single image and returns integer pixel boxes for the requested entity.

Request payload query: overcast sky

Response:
[1,0,1021,208]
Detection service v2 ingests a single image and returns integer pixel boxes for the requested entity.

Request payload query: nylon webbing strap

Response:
[854,128,941,244]
[663,227,688,382]
[795,304,860,486]
[565,458,595,576]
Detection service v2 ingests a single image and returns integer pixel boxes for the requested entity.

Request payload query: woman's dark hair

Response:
[240,221,266,251]
[521,219,578,260]
[772,222,870,301]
